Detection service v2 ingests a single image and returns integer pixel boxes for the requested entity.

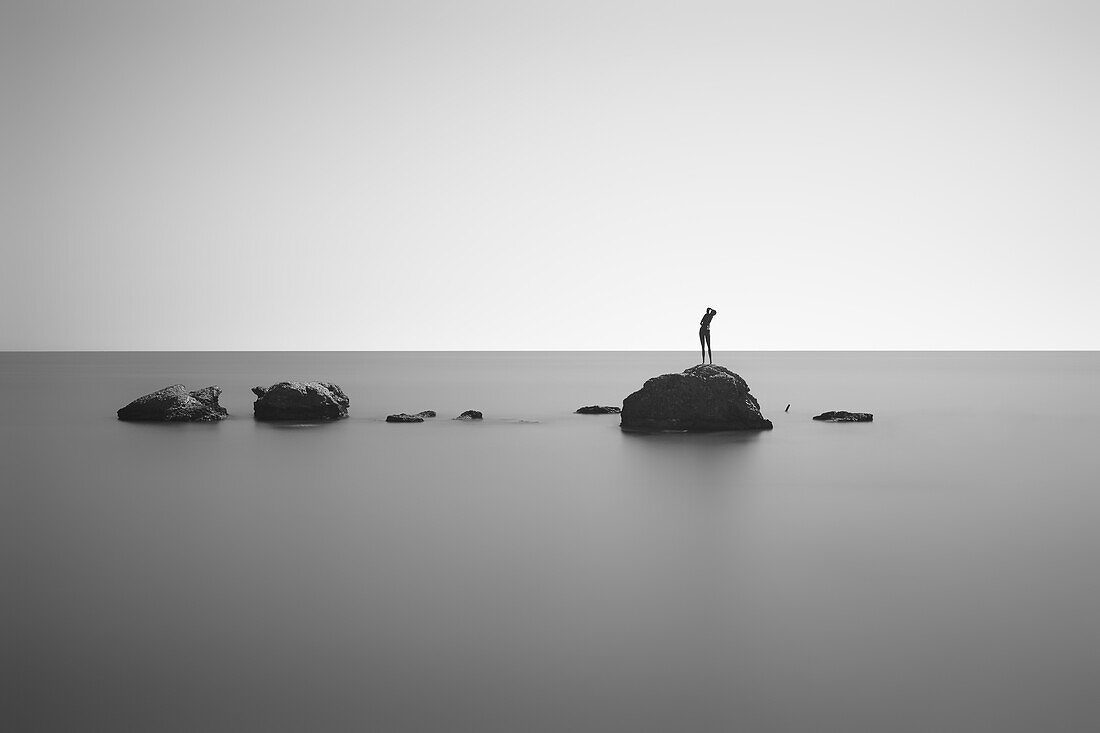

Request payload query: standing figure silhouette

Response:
[699,307,717,364]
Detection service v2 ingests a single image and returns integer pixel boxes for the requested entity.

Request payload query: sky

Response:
[2,0,1098,350]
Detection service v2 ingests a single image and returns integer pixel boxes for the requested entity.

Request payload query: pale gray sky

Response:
[2,0,1098,350]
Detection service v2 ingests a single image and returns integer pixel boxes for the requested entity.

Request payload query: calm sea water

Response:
[4,351,1100,732]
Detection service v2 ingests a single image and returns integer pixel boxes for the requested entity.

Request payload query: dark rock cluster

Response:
[620,364,772,432]
[252,382,350,421]
[117,385,229,422]
[813,411,873,422]
[122,371,877,434]
[576,405,621,414]
[386,411,437,423]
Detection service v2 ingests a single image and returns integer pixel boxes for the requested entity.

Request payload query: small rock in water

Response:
[414,410,437,418]
[576,405,622,414]
[117,385,228,422]
[387,413,424,423]
[454,410,483,420]
[252,381,350,420]
[812,411,873,422]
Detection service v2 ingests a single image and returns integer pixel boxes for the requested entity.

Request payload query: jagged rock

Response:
[117,385,228,422]
[813,411,873,422]
[576,405,622,414]
[414,410,436,418]
[454,410,483,420]
[189,386,223,408]
[620,364,772,432]
[386,413,424,423]
[252,382,349,421]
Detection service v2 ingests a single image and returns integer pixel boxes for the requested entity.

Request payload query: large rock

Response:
[117,385,228,422]
[813,411,873,422]
[252,382,349,421]
[620,364,772,432]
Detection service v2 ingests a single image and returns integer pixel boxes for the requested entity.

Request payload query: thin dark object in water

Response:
[785,404,790,412]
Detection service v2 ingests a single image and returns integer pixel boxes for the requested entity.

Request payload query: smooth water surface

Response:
[4,352,1100,732]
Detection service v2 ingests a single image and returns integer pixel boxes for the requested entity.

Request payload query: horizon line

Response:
[3,348,1099,354]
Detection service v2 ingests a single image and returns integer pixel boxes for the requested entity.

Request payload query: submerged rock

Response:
[386,410,435,423]
[117,385,228,422]
[454,410,483,420]
[252,382,349,421]
[620,364,772,432]
[576,405,622,414]
[813,411,873,422]
[386,413,423,423]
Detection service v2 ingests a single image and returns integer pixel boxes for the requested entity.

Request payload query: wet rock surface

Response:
[576,405,622,414]
[813,411,873,422]
[620,364,772,432]
[454,410,483,420]
[385,410,436,423]
[386,413,424,423]
[117,385,228,422]
[252,382,349,421]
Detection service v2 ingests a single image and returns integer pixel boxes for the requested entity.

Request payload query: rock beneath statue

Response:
[620,364,772,432]
[386,413,424,423]
[252,382,349,421]
[117,385,228,422]
[813,411,873,422]
[454,410,483,420]
[576,405,622,414]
